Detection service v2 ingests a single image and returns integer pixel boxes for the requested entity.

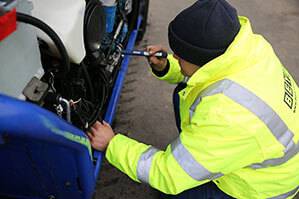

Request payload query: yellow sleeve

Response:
[151,54,184,84]
[105,95,263,195]
[105,134,150,182]
[105,134,204,194]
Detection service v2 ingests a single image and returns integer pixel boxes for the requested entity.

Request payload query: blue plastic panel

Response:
[0,95,95,199]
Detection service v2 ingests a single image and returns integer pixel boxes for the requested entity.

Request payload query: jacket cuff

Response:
[151,59,170,77]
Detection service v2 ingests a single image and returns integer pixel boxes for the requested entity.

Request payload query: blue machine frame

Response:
[0,15,142,199]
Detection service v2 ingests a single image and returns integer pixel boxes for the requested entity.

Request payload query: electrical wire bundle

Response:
[16,12,110,130]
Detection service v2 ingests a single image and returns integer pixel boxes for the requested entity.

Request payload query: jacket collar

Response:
[186,17,255,88]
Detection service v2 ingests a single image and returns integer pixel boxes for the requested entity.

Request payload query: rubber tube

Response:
[16,12,70,73]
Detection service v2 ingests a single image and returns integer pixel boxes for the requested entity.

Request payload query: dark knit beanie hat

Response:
[168,0,240,66]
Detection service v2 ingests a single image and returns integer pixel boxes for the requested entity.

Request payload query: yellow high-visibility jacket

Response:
[106,17,299,199]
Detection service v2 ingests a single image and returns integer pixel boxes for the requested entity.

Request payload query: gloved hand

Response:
[87,121,115,151]
[146,45,168,71]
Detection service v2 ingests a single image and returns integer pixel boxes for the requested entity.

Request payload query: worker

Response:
[87,0,299,198]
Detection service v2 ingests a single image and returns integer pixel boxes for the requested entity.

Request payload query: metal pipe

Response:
[114,19,124,40]
[59,97,71,123]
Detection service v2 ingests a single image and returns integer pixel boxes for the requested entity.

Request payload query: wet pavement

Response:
[95,1,299,198]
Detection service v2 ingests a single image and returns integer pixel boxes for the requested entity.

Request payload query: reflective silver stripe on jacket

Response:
[137,147,159,183]
[190,97,201,122]
[268,186,299,199]
[171,137,223,181]
[189,79,299,168]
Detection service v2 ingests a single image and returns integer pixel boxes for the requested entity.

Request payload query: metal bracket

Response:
[22,77,49,104]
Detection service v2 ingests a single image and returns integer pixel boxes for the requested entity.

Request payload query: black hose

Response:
[87,67,109,126]
[81,62,95,102]
[88,84,106,126]
[16,12,70,73]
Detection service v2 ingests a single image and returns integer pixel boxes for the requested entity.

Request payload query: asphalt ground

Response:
[96,1,299,198]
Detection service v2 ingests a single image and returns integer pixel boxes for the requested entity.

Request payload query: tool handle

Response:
[152,51,168,59]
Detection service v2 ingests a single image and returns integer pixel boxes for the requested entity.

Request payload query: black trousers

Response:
[159,181,233,199]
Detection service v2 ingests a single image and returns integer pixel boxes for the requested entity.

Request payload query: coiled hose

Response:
[16,12,70,74]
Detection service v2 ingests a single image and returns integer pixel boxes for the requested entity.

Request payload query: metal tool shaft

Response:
[122,50,168,58]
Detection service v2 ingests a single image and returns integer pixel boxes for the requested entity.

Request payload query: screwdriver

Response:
[121,50,168,59]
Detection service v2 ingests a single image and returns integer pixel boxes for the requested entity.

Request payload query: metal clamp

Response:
[0,0,17,16]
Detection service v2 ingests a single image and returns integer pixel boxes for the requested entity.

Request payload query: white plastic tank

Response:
[30,0,86,64]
